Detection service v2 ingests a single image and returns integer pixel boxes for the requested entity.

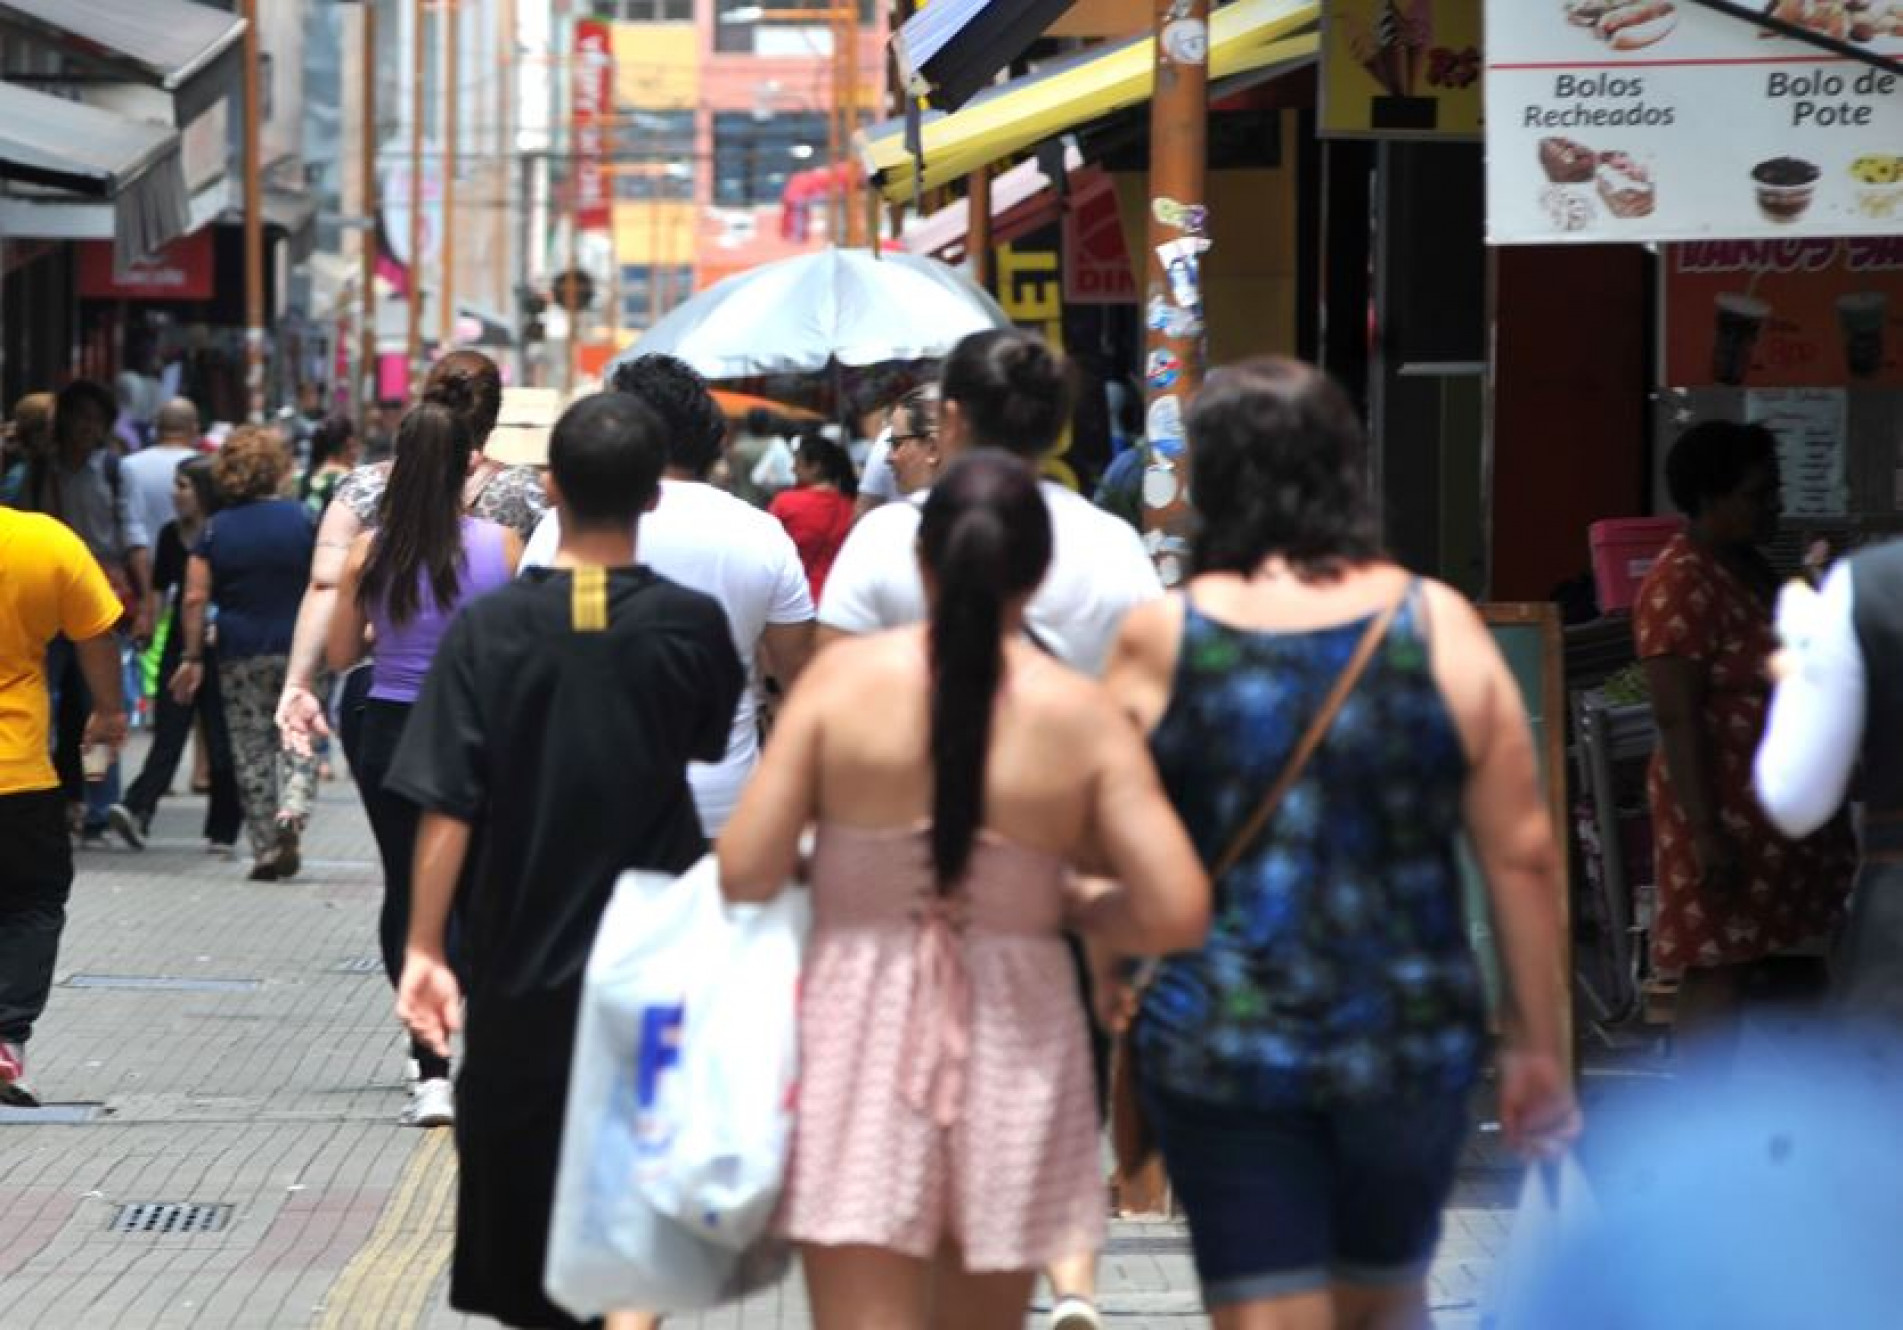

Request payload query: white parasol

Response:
[616,247,1012,381]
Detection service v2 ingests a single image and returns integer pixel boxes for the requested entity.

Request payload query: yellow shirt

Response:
[0,509,122,795]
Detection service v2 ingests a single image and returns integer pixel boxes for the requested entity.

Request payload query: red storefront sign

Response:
[76,229,215,301]
[573,20,614,232]
[1063,174,1136,306]
[1665,238,1903,389]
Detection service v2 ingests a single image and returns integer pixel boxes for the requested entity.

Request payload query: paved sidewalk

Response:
[0,741,1513,1329]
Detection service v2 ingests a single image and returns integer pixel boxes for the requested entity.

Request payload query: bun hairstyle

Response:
[1187,357,1382,580]
[939,329,1073,460]
[357,403,475,627]
[421,350,503,448]
[917,450,1053,891]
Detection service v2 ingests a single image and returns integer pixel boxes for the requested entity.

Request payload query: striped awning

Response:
[891,0,1079,111]
[863,0,1319,203]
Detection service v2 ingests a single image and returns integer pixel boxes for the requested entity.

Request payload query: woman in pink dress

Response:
[720,452,1209,1329]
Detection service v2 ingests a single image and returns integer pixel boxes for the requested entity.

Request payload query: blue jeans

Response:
[46,636,120,832]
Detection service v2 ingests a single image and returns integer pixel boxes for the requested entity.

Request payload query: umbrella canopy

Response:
[619,247,1011,381]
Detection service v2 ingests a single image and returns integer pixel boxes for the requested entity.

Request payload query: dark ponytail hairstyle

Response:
[357,403,474,627]
[299,414,356,501]
[421,349,503,449]
[918,450,1052,891]
[939,329,1073,460]
[795,430,858,499]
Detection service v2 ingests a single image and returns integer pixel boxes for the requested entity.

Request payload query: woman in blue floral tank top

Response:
[1103,358,1578,1326]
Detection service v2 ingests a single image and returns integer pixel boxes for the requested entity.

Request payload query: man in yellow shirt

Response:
[0,508,126,1106]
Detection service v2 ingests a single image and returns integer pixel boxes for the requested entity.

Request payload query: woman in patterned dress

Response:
[1637,420,1854,1060]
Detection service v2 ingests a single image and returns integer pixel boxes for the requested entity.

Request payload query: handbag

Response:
[1110,586,1409,1178]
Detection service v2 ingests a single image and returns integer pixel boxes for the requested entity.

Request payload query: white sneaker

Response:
[1050,1295,1103,1330]
[403,1077,455,1128]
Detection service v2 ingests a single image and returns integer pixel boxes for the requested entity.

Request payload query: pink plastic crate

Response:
[1590,517,1684,613]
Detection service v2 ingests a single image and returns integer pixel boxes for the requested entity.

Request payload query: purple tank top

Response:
[367,517,511,703]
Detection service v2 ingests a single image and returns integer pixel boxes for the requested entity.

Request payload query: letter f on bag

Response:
[638,1003,684,1107]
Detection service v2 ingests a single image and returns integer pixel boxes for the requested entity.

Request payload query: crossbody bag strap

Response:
[1209,584,1409,882]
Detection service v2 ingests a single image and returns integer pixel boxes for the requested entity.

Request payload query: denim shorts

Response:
[1140,1079,1470,1306]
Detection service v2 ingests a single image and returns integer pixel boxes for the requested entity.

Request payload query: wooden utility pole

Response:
[564,35,582,394]
[967,168,992,290]
[835,3,859,247]
[440,0,458,347]
[359,0,379,428]
[240,0,265,423]
[407,0,427,399]
[1137,0,1210,591]
[496,0,516,364]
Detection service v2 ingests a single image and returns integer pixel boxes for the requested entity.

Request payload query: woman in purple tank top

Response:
[326,403,522,1127]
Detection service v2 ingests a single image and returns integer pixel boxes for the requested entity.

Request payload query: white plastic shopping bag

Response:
[545,854,808,1318]
[1483,1152,1600,1330]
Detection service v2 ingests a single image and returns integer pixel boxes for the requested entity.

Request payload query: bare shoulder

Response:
[1110,594,1186,669]
[797,624,920,696]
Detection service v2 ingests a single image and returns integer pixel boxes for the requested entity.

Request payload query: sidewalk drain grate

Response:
[64,975,261,993]
[109,1202,233,1235]
[330,956,383,974]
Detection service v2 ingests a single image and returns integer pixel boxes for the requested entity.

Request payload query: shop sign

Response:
[573,19,615,232]
[1485,1,1903,243]
[1321,0,1483,138]
[1063,176,1137,305]
[1664,237,1903,388]
[76,230,215,302]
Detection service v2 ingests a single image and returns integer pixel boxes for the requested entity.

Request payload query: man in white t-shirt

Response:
[118,399,201,547]
[521,356,814,836]
[818,333,1160,677]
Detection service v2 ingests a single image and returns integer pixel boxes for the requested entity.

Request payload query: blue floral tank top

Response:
[1135,584,1487,1109]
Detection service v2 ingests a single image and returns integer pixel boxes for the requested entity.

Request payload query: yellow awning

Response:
[861,0,1320,203]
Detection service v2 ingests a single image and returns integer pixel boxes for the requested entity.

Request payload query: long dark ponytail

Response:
[357,403,473,627]
[918,451,1052,891]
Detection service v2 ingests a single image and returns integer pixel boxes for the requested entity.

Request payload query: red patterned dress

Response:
[1635,534,1854,974]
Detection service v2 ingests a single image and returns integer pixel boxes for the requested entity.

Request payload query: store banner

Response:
[1665,237,1903,387]
[1063,175,1138,305]
[76,230,215,302]
[1321,0,1483,138]
[573,19,614,232]
[1485,0,1903,243]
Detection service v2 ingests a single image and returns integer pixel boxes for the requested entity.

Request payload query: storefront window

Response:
[615,111,696,201]
[591,0,693,20]
[713,0,877,53]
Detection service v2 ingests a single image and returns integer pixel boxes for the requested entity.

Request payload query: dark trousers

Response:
[355,697,459,1081]
[0,789,76,1046]
[46,636,118,831]
[123,632,242,845]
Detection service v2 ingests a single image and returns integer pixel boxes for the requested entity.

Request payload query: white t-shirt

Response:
[120,444,196,549]
[858,433,900,504]
[521,479,815,834]
[818,479,1162,677]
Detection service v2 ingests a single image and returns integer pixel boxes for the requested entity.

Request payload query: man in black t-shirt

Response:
[390,394,743,1330]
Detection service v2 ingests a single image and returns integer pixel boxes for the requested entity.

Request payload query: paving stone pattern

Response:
[0,738,1510,1329]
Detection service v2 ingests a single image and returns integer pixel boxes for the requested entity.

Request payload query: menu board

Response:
[1486,0,1903,243]
[1746,387,1849,516]
[1664,237,1903,388]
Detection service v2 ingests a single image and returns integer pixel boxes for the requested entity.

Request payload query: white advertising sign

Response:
[1486,1,1903,243]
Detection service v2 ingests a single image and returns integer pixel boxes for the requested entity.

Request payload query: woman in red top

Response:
[770,431,858,602]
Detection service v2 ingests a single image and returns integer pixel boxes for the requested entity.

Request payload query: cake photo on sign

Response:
[1539,136,1597,183]
[1597,151,1657,218]
[1341,1,1442,130]
[1564,0,1680,48]
[1764,0,1903,41]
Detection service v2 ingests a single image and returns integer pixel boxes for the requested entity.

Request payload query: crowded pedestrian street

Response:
[0,754,1513,1329]
[8,0,1903,1327]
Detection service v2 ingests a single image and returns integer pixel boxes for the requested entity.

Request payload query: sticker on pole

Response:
[1147,395,1186,451]
[1162,18,1209,66]
[1142,462,1181,510]
[1152,198,1209,234]
[1146,349,1183,391]
[1147,296,1203,339]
